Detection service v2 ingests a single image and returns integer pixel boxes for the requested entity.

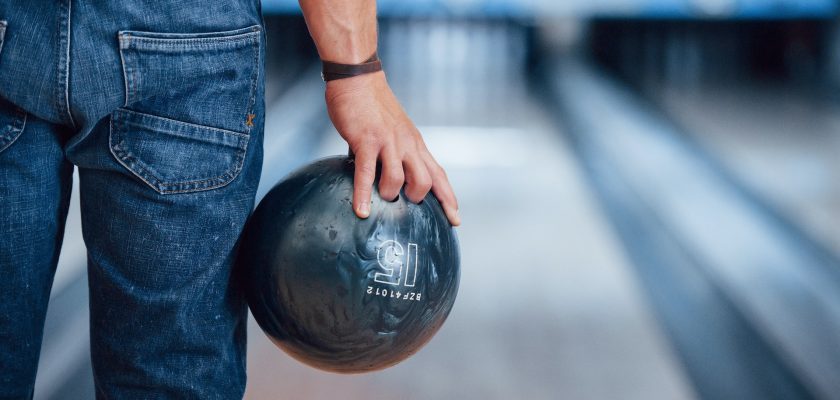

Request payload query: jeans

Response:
[0,1,265,398]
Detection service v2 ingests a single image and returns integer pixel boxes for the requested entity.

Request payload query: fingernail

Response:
[452,209,461,226]
[358,201,370,218]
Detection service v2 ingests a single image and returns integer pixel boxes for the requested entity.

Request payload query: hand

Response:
[325,71,460,226]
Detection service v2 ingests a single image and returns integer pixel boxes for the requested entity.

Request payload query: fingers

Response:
[354,147,459,226]
[423,156,460,226]
[352,145,377,219]
[402,154,433,204]
[377,145,404,202]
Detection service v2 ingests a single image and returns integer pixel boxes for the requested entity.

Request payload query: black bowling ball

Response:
[238,156,460,373]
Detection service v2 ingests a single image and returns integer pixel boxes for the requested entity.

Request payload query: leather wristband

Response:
[321,53,382,82]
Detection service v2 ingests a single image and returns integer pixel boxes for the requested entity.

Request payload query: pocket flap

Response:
[109,108,249,194]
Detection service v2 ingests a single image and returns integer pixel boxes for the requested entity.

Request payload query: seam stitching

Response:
[118,108,250,137]
[57,0,76,129]
[119,30,260,51]
[118,36,130,107]
[0,110,27,153]
[243,28,261,133]
[118,25,259,40]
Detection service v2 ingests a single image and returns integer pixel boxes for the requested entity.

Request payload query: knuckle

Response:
[384,166,405,182]
[437,165,448,178]
[378,178,399,193]
[420,183,433,195]
[378,186,400,200]
[432,165,448,180]
[367,133,386,148]
[416,174,433,191]
[383,174,404,190]
[353,136,380,152]
[405,191,423,203]
[381,180,403,195]
[408,184,431,202]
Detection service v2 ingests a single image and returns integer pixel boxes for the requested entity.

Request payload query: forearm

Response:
[298,0,460,226]
[298,0,378,64]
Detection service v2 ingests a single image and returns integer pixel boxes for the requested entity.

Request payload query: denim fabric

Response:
[0,1,265,398]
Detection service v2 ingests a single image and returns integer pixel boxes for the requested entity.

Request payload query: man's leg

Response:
[0,99,74,399]
[67,26,265,394]
[71,118,263,398]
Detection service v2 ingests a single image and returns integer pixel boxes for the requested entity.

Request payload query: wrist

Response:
[325,70,386,92]
[318,38,376,64]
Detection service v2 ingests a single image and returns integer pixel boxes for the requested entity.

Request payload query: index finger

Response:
[352,145,378,219]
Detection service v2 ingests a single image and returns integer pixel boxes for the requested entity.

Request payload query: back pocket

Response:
[118,25,261,134]
[113,25,261,194]
[109,108,248,194]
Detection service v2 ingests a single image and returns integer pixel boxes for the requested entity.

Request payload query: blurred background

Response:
[39,0,840,399]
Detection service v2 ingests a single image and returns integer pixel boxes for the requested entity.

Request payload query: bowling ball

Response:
[238,156,460,373]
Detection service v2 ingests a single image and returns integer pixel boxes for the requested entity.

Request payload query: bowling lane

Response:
[244,20,695,400]
[653,84,840,254]
[546,57,840,399]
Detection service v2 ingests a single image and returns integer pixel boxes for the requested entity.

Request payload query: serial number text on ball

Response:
[367,286,422,301]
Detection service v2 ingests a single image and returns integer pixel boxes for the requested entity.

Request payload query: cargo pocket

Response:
[113,24,261,194]
[110,108,249,194]
[0,21,28,155]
